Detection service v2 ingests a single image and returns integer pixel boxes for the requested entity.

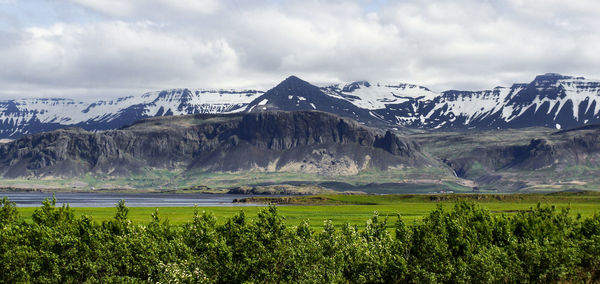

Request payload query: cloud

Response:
[0,21,240,98]
[0,0,599,98]
[70,0,220,18]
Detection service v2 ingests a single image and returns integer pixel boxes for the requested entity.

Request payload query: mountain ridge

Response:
[2,73,600,138]
[0,110,439,180]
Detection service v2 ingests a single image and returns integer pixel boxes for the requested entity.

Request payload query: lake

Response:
[0,192,267,207]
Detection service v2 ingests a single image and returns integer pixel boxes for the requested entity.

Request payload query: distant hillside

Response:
[4,111,600,193]
[0,111,438,180]
[0,89,263,139]
[412,125,600,191]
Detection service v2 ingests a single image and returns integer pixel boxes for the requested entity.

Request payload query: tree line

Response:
[0,197,599,283]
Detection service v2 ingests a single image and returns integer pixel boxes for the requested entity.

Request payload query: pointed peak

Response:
[285,75,302,81]
[273,75,315,90]
[281,75,307,84]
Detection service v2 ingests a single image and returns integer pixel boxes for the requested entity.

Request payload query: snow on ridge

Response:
[0,88,265,126]
[505,77,600,122]
[141,88,263,105]
[425,87,510,124]
[141,88,262,116]
[552,78,600,121]
[4,75,600,135]
[501,86,527,121]
[497,77,600,123]
[322,81,439,110]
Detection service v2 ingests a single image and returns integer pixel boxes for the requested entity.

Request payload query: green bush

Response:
[0,199,598,283]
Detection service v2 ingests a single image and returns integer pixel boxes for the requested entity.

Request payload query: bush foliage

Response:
[0,197,599,283]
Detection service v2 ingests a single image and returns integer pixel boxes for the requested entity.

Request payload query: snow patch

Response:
[322,82,438,110]
[0,88,264,133]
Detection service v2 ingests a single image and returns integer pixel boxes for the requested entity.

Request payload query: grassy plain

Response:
[15,192,600,230]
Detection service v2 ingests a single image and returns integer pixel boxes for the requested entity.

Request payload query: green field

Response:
[16,192,600,229]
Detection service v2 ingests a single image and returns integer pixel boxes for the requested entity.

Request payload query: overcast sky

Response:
[1,0,599,99]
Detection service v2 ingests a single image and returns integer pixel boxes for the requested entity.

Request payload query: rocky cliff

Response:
[0,111,437,178]
[412,125,600,191]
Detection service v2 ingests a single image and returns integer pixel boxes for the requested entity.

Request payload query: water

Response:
[0,192,267,207]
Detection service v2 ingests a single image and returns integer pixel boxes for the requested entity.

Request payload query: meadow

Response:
[15,191,600,229]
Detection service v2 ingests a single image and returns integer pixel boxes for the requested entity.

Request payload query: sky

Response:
[1,0,599,99]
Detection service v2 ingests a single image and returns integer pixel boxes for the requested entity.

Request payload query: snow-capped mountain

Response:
[1,73,600,139]
[326,73,600,130]
[322,81,438,110]
[245,76,383,126]
[0,89,263,138]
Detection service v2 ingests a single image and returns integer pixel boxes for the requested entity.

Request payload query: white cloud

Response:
[0,21,240,97]
[70,0,221,18]
[0,0,599,98]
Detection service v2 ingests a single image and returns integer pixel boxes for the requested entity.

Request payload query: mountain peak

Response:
[244,76,382,125]
[278,75,309,86]
[267,76,317,95]
[2,72,600,139]
[285,75,302,80]
[533,73,579,82]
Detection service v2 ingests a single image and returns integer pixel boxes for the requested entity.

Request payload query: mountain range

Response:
[3,73,600,193]
[0,111,455,192]
[2,73,600,139]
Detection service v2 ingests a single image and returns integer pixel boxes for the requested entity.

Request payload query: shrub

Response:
[0,199,598,283]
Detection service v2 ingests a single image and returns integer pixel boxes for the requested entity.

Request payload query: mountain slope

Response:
[0,111,438,179]
[245,76,387,127]
[0,89,263,138]
[412,125,600,191]
[322,81,438,110]
[329,73,600,130]
[3,73,600,138]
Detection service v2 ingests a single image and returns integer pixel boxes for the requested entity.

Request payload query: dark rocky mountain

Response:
[3,73,600,139]
[412,125,600,191]
[245,76,387,127]
[0,111,437,179]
